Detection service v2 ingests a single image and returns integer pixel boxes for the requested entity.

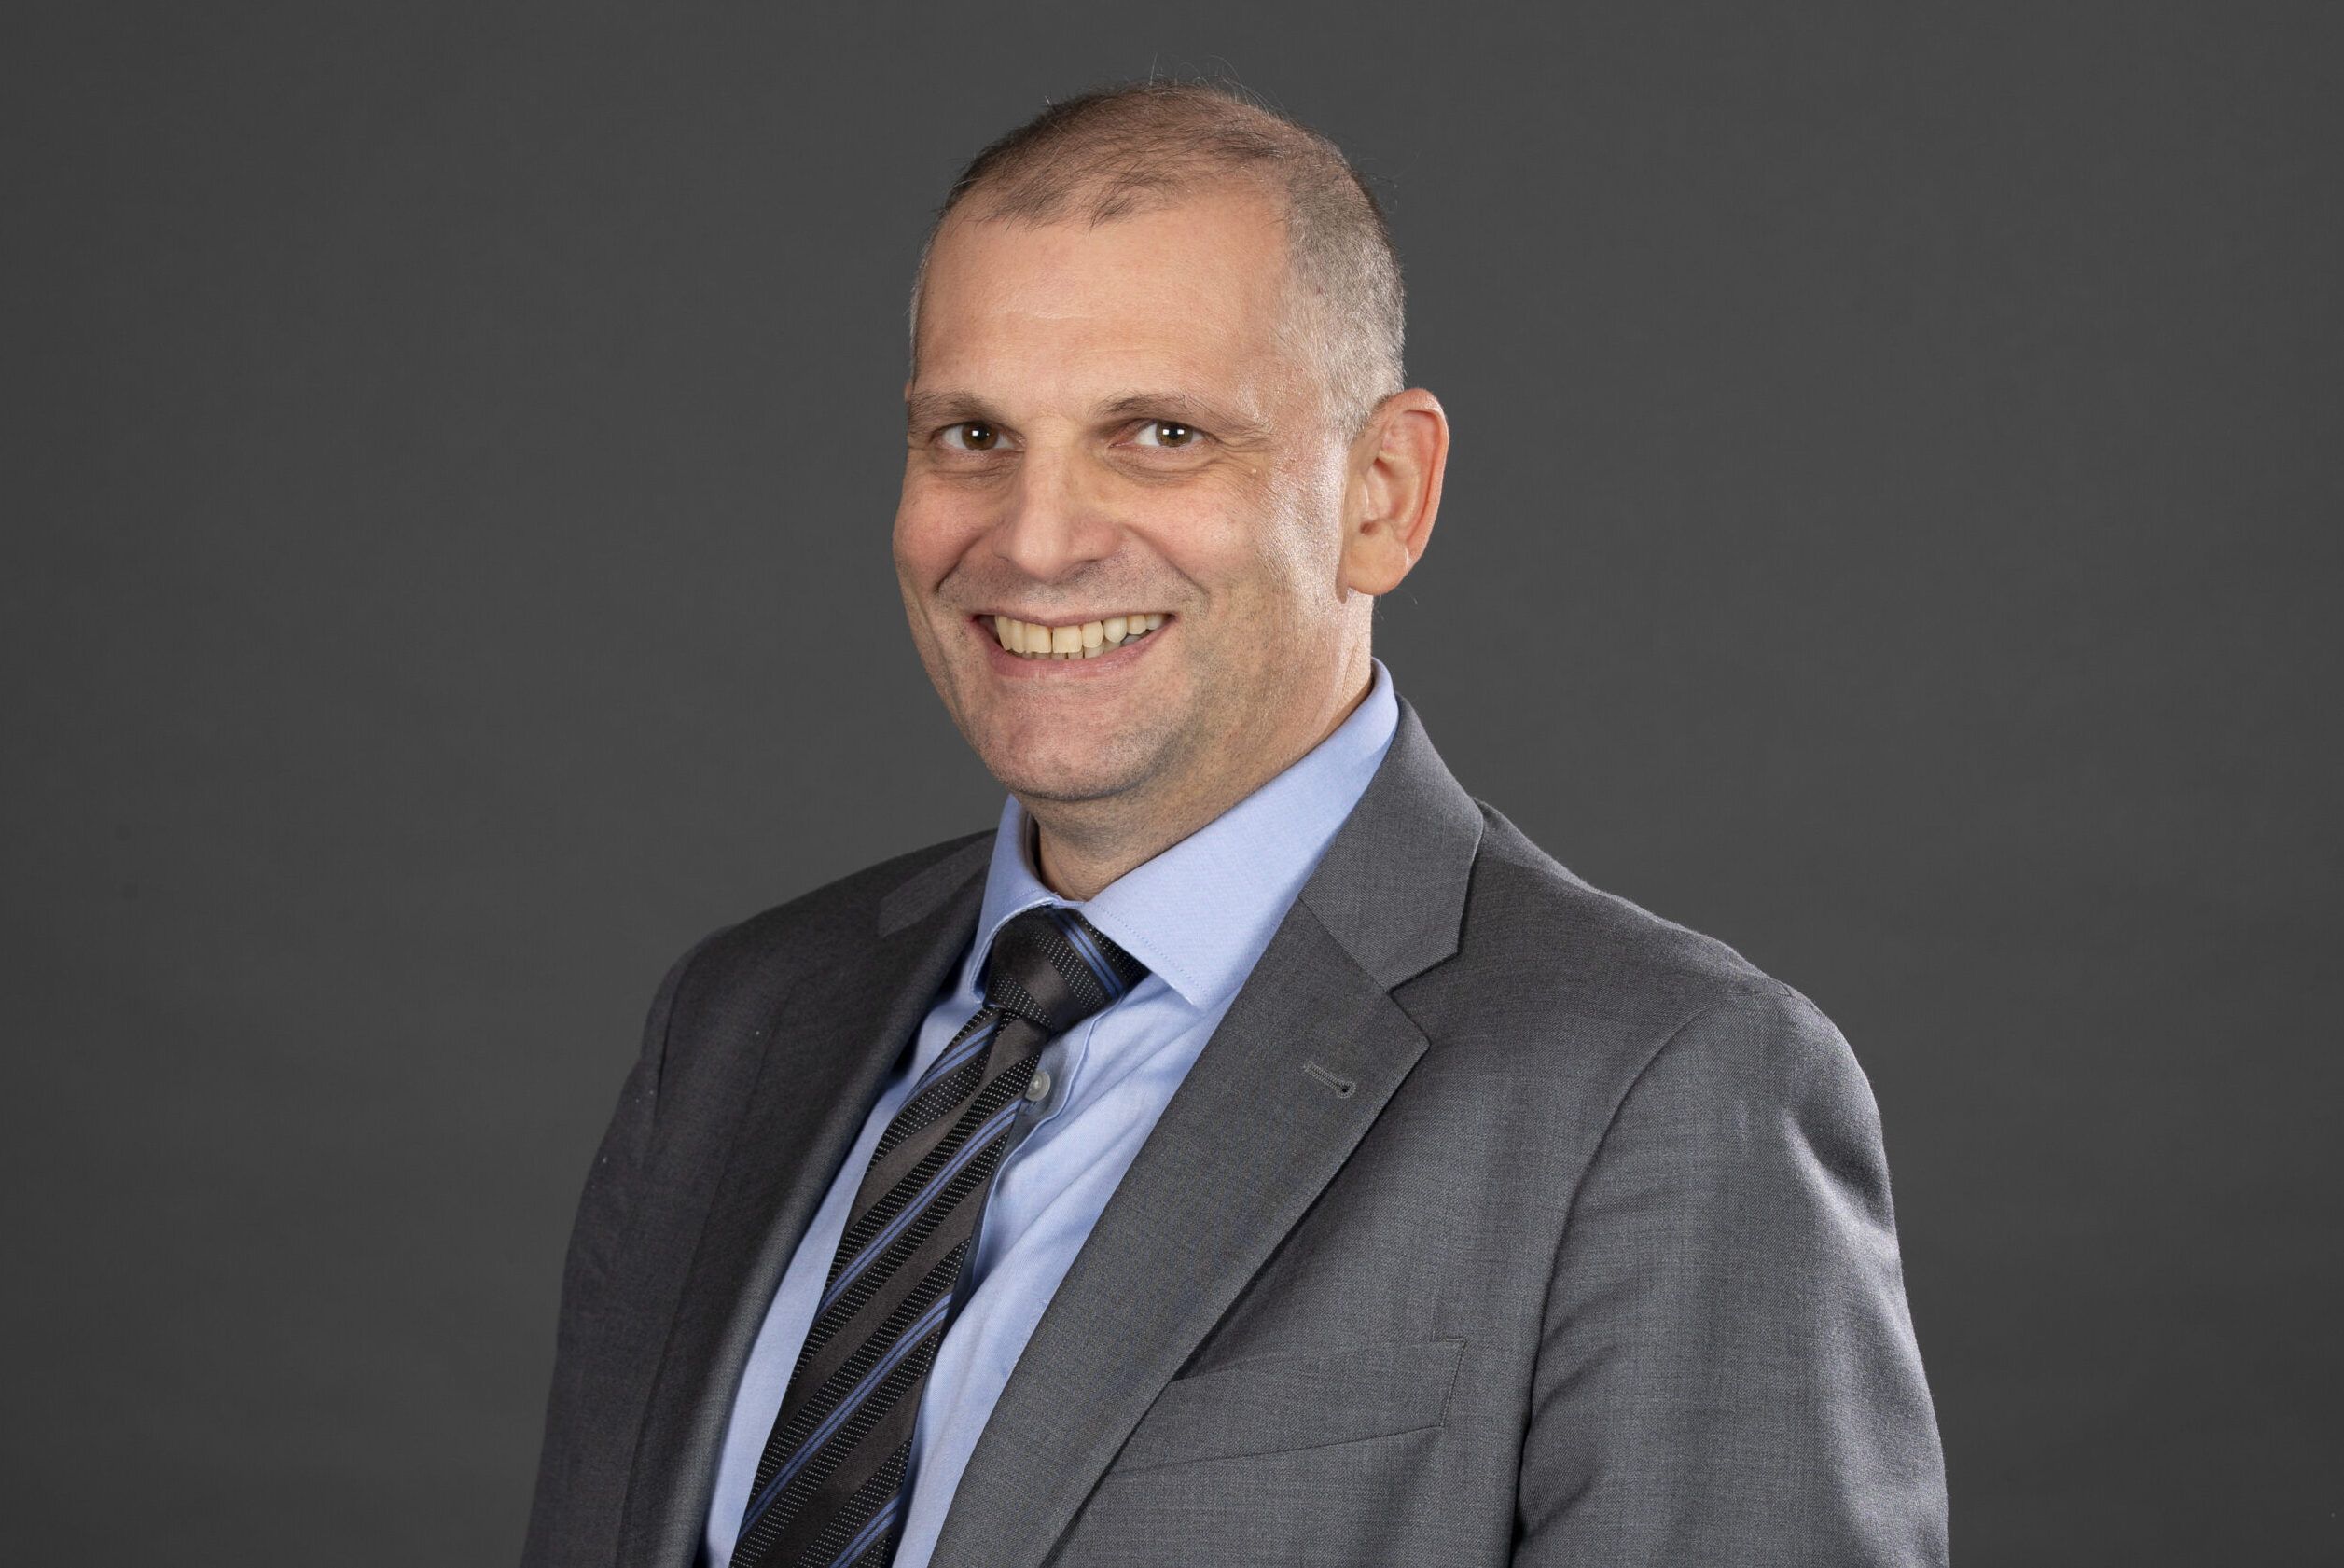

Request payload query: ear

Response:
[1338,389,1449,597]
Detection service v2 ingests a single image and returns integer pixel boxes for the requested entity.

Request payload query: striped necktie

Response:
[728,903,1147,1568]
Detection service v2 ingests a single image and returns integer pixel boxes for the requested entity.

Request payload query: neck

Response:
[1019,652,1374,901]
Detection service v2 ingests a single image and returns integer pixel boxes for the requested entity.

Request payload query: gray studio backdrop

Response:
[6,4,2336,1562]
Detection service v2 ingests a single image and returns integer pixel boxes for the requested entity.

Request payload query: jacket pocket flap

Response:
[1112,1336,1465,1474]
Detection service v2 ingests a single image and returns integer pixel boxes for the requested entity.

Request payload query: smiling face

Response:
[894,181,1374,834]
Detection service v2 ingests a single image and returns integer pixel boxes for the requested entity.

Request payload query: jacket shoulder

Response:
[1400,802,1876,1205]
[678,827,992,987]
[1442,800,1824,1047]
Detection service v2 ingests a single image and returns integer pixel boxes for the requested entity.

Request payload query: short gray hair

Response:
[907,80,1406,439]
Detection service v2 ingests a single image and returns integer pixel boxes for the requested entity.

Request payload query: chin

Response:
[965,725,1153,805]
[982,753,1137,806]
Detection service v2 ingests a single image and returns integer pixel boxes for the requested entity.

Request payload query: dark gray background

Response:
[6,3,2337,1561]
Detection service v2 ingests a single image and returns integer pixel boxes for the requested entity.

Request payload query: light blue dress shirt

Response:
[700,657,1400,1568]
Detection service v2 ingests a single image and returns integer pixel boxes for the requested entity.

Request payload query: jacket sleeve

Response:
[1511,988,1950,1565]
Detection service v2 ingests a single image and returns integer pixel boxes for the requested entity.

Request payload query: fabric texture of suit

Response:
[522,696,1950,1566]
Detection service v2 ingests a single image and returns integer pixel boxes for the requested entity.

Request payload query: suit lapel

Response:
[928,698,1486,1568]
[617,836,992,1568]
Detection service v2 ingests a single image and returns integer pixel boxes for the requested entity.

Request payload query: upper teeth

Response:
[992,612,1166,659]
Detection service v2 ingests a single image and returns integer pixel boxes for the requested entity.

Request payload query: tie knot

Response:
[981,905,1147,1035]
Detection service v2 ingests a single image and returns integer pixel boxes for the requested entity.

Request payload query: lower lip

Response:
[972,616,1171,680]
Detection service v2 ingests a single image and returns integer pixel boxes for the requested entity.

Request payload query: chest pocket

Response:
[1110,1336,1465,1474]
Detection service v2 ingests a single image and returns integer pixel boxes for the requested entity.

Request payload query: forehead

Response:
[913,183,1306,410]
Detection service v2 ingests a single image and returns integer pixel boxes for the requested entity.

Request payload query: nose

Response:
[990,442,1117,582]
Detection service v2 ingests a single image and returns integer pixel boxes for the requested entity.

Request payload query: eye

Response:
[1130,420,1200,450]
[939,421,1006,451]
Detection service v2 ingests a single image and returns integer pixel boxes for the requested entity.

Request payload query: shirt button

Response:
[1024,1067,1052,1103]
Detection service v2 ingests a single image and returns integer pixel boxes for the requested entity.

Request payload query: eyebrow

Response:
[906,388,1272,444]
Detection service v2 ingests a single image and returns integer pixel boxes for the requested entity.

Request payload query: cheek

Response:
[893,489,976,590]
[1240,465,1349,613]
[1149,469,1309,584]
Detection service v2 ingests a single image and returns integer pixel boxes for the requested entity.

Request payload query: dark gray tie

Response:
[728,903,1148,1568]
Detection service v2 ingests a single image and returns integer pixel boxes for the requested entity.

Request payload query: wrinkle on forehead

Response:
[912,187,1313,421]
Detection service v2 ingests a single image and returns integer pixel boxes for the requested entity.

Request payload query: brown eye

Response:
[1135,421,1198,449]
[948,422,1001,451]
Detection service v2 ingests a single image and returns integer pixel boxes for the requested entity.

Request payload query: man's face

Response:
[894,182,1365,827]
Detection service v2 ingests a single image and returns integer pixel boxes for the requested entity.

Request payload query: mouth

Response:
[976,611,1169,661]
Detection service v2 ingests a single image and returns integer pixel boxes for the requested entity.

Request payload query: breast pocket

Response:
[1110,1335,1465,1474]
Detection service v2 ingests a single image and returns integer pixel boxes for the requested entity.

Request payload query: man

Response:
[523,82,1949,1568]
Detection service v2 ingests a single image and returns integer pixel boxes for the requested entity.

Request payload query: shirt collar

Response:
[964,656,1402,1013]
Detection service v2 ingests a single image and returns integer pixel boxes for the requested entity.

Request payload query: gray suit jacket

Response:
[522,698,1949,1566]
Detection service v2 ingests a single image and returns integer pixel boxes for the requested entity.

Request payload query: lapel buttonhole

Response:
[1302,1060,1356,1098]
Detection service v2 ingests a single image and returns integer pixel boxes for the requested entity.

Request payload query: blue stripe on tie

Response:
[1048,907,1120,998]
[740,1293,953,1534]
[815,1096,1025,1318]
[1047,907,1115,995]
[827,1492,903,1568]
[909,1013,998,1098]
